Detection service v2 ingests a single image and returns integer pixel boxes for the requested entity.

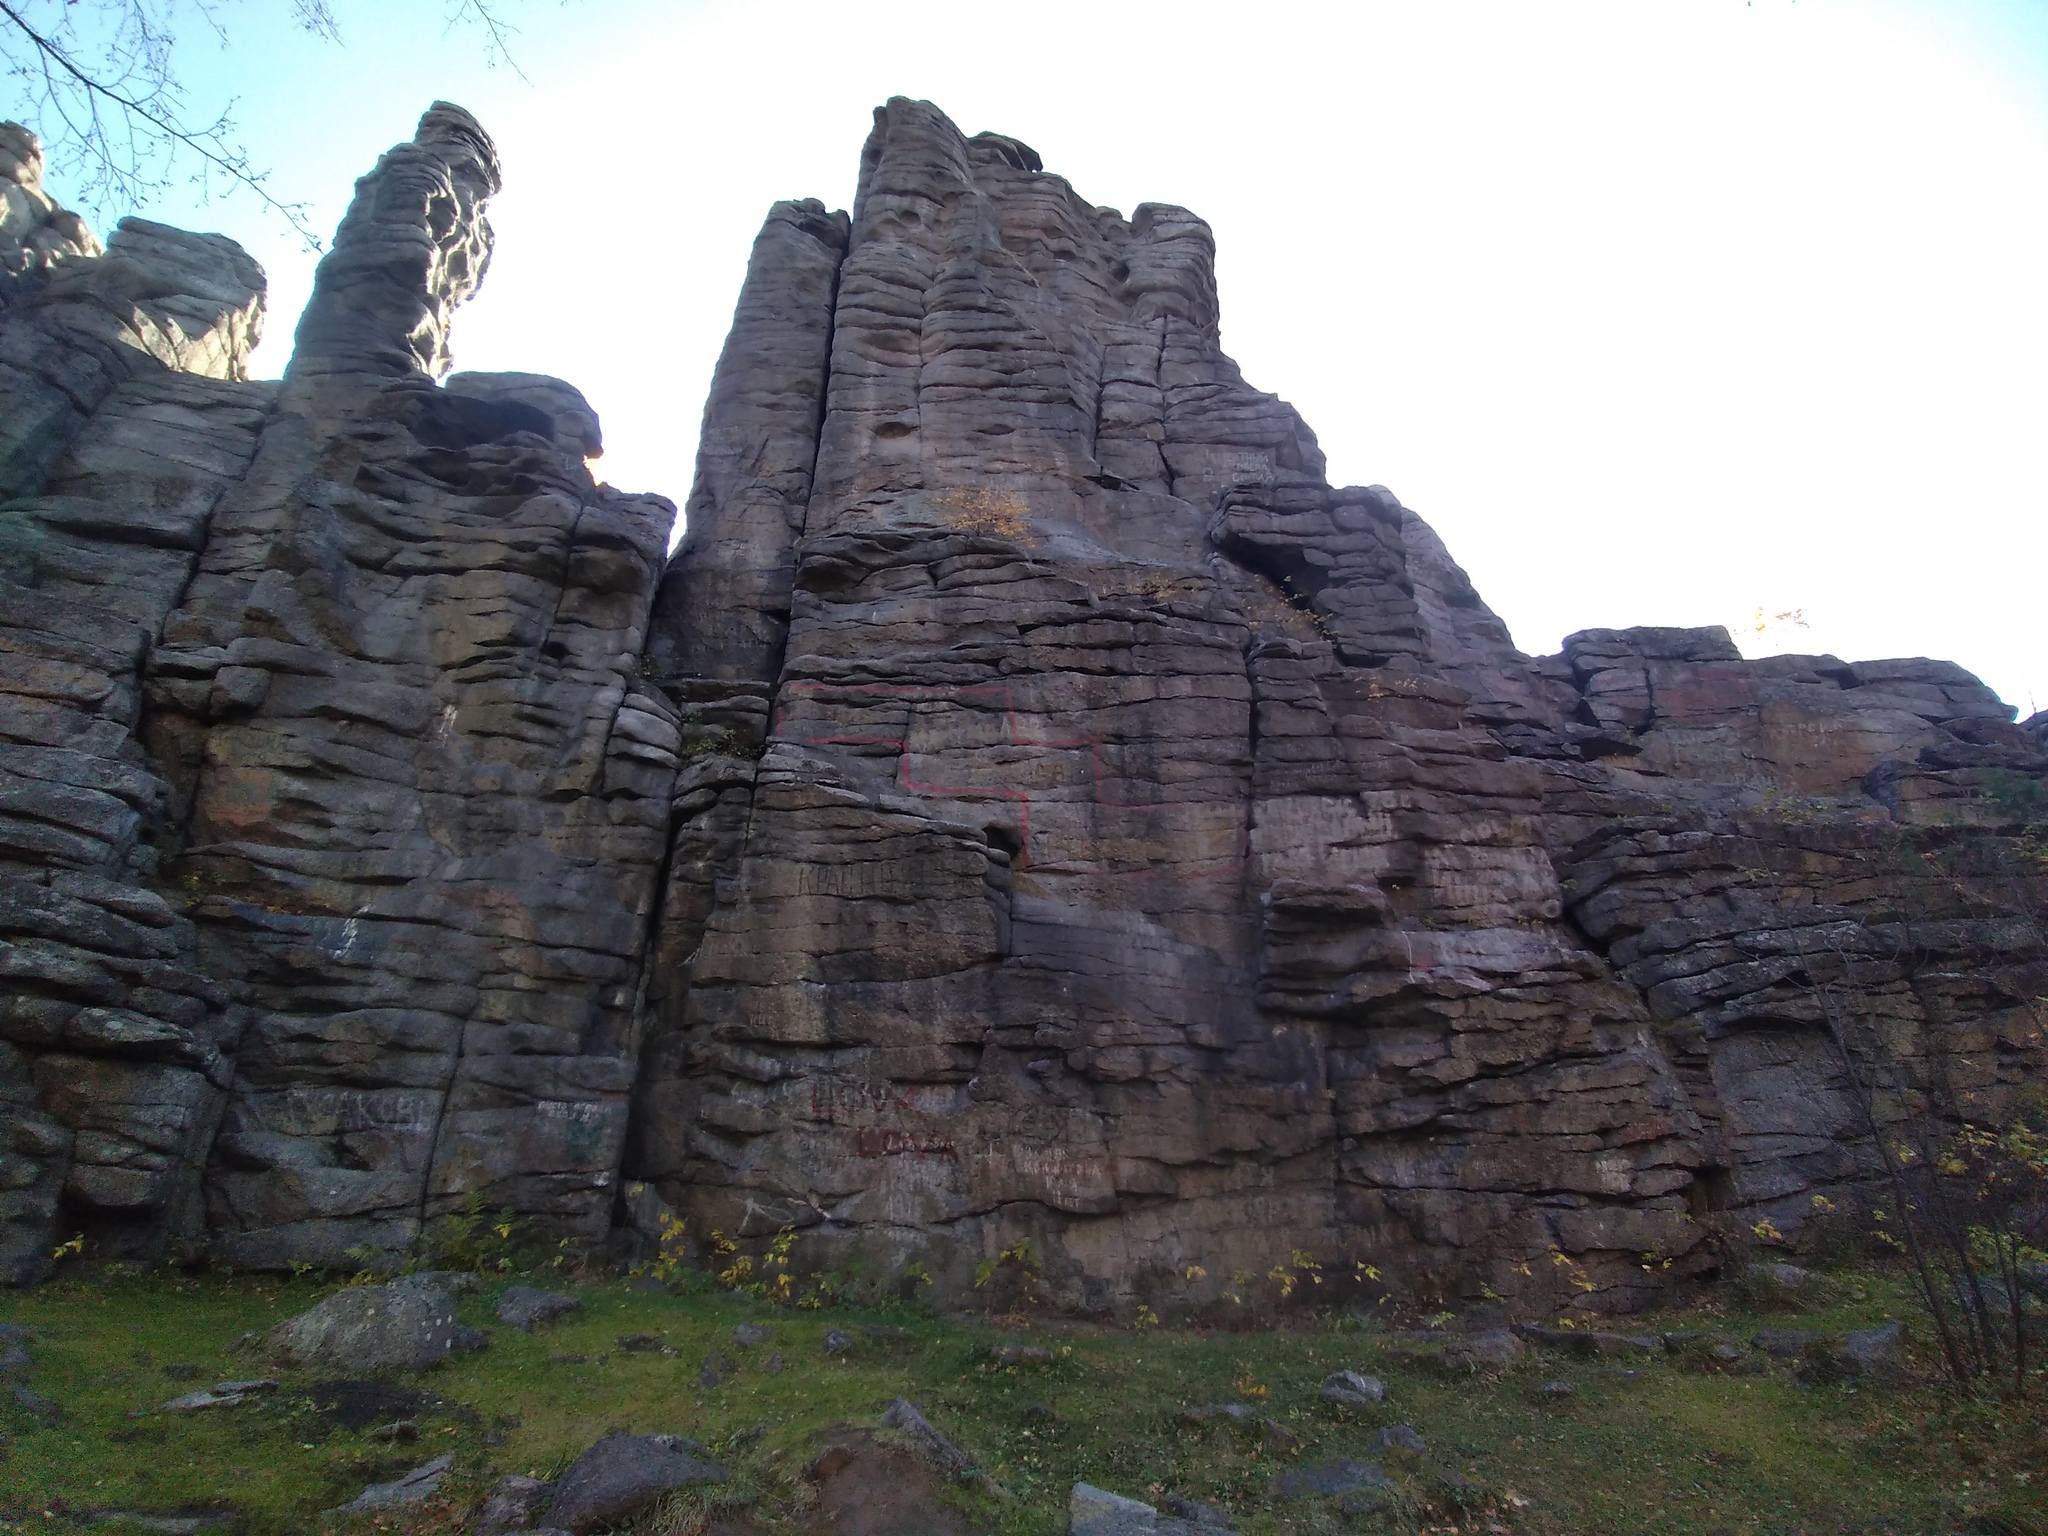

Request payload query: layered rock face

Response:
[0,109,675,1280]
[632,99,2045,1313]
[1,100,2041,1311]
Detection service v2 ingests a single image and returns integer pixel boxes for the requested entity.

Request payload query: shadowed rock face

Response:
[0,105,675,1280]
[1,99,2041,1309]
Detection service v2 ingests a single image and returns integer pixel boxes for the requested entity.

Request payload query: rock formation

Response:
[1,100,2041,1312]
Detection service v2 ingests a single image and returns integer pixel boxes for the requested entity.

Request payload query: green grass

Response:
[1,1265,2044,1535]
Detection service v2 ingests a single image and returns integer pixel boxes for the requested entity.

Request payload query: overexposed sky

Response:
[39,0,2048,713]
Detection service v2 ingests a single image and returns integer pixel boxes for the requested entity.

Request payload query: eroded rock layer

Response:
[1,106,676,1280]
[1,99,2041,1310]
[632,100,2045,1313]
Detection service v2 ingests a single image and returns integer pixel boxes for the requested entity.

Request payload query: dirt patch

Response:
[307,1379,469,1433]
[800,1428,968,1536]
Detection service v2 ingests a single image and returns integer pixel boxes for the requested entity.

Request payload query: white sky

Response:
[45,0,2048,713]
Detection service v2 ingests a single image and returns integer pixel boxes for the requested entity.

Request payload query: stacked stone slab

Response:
[1,99,2040,1311]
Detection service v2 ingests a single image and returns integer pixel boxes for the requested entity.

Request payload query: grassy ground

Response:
[1,1264,2044,1536]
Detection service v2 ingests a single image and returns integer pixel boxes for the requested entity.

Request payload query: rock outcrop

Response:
[1,101,2041,1312]
[1,108,674,1280]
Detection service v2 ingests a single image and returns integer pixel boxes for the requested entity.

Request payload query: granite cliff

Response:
[3,100,2042,1315]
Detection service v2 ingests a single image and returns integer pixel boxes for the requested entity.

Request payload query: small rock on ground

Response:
[1270,1459,1392,1504]
[1751,1328,1818,1359]
[822,1328,853,1354]
[1321,1369,1386,1405]
[732,1322,771,1348]
[495,1286,581,1331]
[1443,1328,1525,1370]
[1743,1262,1828,1306]
[331,1454,453,1513]
[474,1472,554,1536]
[161,1379,277,1413]
[991,1343,1053,1367]
[1375,1424,1427,1457]
[1516,1325,1661,1357]
[1070,1481,1234,1534]
[881,1398,972,1475]
[0,1324,31,1376]
[266,1282,487,1373]
[1177,1403,1259,1425]
[545,1433,725,1534]
[1159,1493,1234,1528]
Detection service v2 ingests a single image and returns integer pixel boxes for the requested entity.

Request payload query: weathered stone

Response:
[1442,1328,1526,1371]
[1071,1481,1233,1535]
[1375,1424,1428,1457]
[544,1433,725,1534]
[159,1377,276,1412]
[496,1286,581,1331]
[1321,1369,1386,1405]
[1270,1458,1393,1503]
[0,93,2040,1317]
[1751,1328,1819,1360]
[331,1454,453,1513]
[1741,1263,1828,1307]
[1516,1325,1661,1358]
[264,1281,483,1373]
[1843,1321,1906,1372]
[880,1398,974,1476]
[0,1323,30,1376]
[474,1473,556,1536]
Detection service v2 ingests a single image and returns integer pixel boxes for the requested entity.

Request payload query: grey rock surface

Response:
[331,1453,453,1512]
[0,1323,30,1375]
[496,1286,581,1331]
[264,1281,482,1373]
[880,1397,974,1475]
[544,1433,724,1534]
[1751,1328,1819,1359]
[1840,1321,1906,1381]
[1270,1458,1392,1503]
[474,1473,555,1536]
[1070,1481,1232,1535]
[1443,1328,1527,1371]
[1517,1325,1661,1357]
[0,93,2041,1316]
[1374,1424,1427,1457]
[1321,1369,1386,1405]
[160,1377,276,1412]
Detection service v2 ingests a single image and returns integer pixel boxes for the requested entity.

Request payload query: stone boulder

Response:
[545,1434,724,1534]
[495,1286,581,1331]
[264,1281,486,1373]
[1070,1482,1234,1534]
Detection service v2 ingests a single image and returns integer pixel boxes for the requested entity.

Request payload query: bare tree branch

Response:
[446,0,524,81]
[1,1,529,248]
[0,0,324,246]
